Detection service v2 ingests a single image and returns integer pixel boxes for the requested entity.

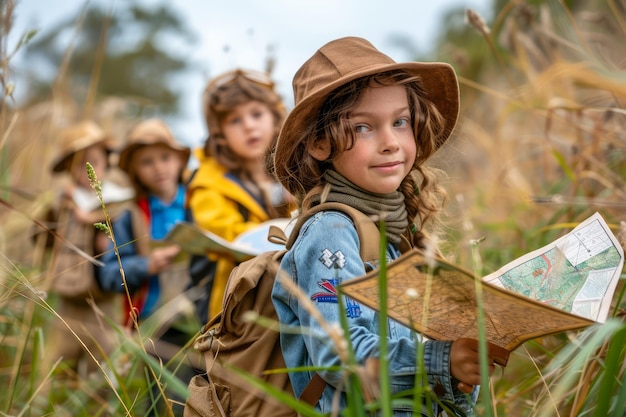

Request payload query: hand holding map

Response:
[340,212,624,366]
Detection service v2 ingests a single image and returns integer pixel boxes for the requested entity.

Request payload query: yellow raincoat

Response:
[187,149,273,320]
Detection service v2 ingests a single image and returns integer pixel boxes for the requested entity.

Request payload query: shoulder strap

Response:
[283,202,380,405]
[286,202,380,263]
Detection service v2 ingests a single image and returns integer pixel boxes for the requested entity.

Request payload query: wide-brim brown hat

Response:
[274,36,460,188]
[118,118,191,174]
[51,121,113,173]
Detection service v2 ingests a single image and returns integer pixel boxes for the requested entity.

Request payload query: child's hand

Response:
[73,206,97,224]
[147,245,181,275]
[449,338,497,393]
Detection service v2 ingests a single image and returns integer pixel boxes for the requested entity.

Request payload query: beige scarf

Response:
[312,170,408,245]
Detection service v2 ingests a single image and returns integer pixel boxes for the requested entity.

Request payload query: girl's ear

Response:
[307,138,330,161]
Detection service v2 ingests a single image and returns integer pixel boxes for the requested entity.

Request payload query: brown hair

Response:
[287,71,448,248]
[203,71,286,174]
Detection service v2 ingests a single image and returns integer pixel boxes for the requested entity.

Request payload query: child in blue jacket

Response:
[99,118,197,416]
[271,37,498,416]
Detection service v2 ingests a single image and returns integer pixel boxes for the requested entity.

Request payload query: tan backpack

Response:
[184,203,381,417]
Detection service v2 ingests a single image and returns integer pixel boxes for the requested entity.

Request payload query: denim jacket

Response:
[272,210,478,416]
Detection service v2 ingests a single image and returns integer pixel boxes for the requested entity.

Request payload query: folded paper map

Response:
[340,212,624,366]
[164,219,292,263]
[483,212,623,323]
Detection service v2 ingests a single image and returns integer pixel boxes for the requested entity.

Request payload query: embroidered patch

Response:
[345,299,362,319]
[319,249,346,269]
[311,279,340,303]
[311,248,362,318]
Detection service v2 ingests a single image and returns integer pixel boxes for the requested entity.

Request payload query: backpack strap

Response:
[300,373,327,407]
[286,202,380,263]
[236,202,378,407]
[282,202,380,405]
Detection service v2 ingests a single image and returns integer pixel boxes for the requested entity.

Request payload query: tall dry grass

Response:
[1,2,195,416]
[1,0,626,416]
[435,1,625,267]
[435,2,626,416]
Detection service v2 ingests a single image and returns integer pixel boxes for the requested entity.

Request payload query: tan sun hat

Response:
[273,36,460,191]
[118,118,191,174]
[51,121,113,173]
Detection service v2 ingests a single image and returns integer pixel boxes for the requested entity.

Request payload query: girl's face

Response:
[132,144,183,201]
[331,84,416,194]
[71,144,108,189]
[221,100,276,162]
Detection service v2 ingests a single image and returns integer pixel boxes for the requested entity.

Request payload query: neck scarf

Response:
[313,170,408,245]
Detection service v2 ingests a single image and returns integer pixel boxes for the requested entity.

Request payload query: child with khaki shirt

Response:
[43,120,133,377]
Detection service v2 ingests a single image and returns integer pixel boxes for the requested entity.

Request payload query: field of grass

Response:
[1,1,626,416]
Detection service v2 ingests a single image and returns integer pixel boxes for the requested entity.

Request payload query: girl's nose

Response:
[242,115,256,130]
[380,128,400,152]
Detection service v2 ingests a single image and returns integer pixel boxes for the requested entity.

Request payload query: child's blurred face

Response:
[71,144,108,189]
[221,100,275,162]
[332,85,416,194]
[132,144,183,201]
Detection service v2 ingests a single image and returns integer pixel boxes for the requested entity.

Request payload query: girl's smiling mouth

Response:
[372,161,404,171]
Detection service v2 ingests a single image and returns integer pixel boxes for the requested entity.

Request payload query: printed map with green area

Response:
[494,246,621,317]
[484,214,624,322]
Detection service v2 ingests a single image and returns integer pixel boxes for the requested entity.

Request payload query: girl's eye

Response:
[139,157,152,167]
[394,118,410,128]
[355,124,370,134]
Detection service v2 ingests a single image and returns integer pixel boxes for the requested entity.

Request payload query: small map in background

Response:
[164,218,292,262]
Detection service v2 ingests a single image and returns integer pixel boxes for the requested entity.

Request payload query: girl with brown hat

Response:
[41,120,133,381]
[186,68,294,323]
[99,118,198,416]
[271,37,496,416]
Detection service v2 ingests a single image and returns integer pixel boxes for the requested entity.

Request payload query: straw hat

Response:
[118,118,190,174]
[273,36,460,190]
[51,121,113,173]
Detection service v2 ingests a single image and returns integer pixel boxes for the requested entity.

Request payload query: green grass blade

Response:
[594,327,626,417]
[377,221,392,417]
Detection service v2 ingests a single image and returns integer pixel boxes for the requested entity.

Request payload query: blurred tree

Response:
[431,6,492,100]
[20,1,197,118]
[392,3,495,109]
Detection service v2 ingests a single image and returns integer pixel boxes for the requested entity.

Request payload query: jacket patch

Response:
[311,279,340,303]
[319,248,346,269]
[311,248,362,318]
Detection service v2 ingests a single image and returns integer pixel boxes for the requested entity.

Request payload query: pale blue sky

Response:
[11,0,491,151]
